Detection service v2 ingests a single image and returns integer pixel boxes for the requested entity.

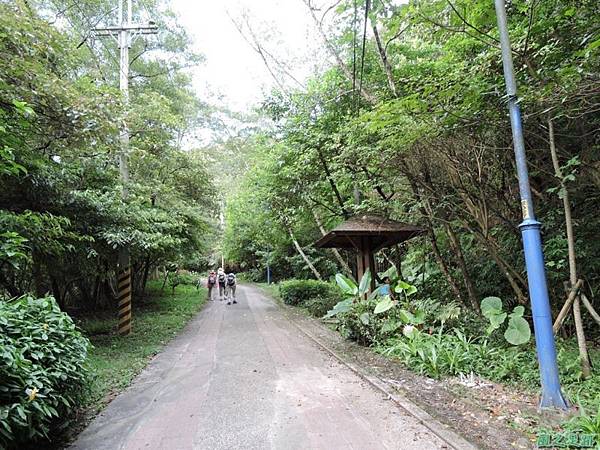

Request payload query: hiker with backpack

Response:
[206,270,217,300]
[226,272,237,305]
[217,268,227,301]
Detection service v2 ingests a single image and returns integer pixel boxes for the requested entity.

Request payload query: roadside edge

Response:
[290,319,480,450]
[250,283,480,450]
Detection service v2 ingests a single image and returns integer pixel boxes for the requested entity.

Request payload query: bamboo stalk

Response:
[553,279,583,334]
[581,293,600,327]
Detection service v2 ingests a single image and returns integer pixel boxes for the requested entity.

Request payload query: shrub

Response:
[0,295,91,448]
[379,328,511,379]
[279,279,339,307]
[337,297,385,345]
[168,271,198,293]
[304,294,341,318]
[336,297,430,346]
[564,403,600,445]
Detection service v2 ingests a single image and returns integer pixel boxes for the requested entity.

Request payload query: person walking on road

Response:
[217,268,226,301]
[206,270,217,300]
[226,272,237,305]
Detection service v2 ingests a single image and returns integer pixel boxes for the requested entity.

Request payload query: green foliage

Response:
[336,273,358,297]
[223,0,600,345]
[358,270,372,296]
[167,272,198,294]
[325,298,353,318]
[481,297,531,345]
[0,295,90,447]
[304,295,342,318]
[380,328,476,379]
[374,296,395,314]
[504,307,531,346]
[564,404,600,447]
[336,270,372,299]
[372,277,418,315]
[81,282,204,414]
[336,297,387,345]
[279,279,340,307]
[0,232,28,270]
[481,296,508,333]
[382,326,498,380]
[395,280,418,298]
[0,2,215,308]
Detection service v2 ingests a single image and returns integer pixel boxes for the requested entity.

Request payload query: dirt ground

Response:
[275,298,568,450]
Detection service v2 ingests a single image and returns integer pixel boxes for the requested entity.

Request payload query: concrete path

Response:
[72,285,458,450]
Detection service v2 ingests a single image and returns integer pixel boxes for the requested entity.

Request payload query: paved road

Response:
[72,285,455,450]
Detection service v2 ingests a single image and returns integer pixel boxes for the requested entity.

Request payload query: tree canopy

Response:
[0,1,216,309]
[223,0,600,324]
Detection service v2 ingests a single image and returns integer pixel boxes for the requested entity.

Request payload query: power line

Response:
[138,0,154,23]
[352,0,357,113]
[63,2,116,81]
[357,0,370,104]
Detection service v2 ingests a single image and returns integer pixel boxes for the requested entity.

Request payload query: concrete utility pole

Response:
[493,0,568,409]
[93,1,158,336]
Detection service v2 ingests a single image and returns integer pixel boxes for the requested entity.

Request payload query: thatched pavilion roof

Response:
[314,214,425,252]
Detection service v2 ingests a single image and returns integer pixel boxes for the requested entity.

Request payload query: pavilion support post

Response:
[356,238,366,285]
[355,237,376,295]
[368,248,376,292]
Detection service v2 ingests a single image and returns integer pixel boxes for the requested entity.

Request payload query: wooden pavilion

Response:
[314,214,425,292]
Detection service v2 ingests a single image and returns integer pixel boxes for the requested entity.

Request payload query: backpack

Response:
[218,273,226,284]
[226,273,236,286]
[207,274,216,286]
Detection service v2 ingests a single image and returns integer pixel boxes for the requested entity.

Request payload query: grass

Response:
[254,282,280,302]
[77,281,205,413]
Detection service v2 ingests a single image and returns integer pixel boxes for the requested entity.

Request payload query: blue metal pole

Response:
[493,0,568,409]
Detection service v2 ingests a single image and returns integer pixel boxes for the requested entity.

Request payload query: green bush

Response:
[334,294,463,346]
[304,295,341,318]
[279,279,339,306]
[168,271,198,293]
[0,296,91,448]
[379,328,531,380]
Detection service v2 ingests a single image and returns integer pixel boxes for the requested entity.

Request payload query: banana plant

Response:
[374,279,418,315]
[326,270,374,318]
[335,270,372,299]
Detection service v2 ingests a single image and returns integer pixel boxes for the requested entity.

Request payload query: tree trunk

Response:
[141,258,151,298]
[581,293,600,327]
[574,296,592,378]
[444,223,479,312]
[553,279,583,333]
[405,176,463,301]
[548,118,591,375]
[313,210,352,276]
[393,245,403,277]
[161,269,169,292]
[32,255,45,297]
[380,249,396,272]
[316,147,350,218]
[372,24,397,96]
[50,277,64,309]
[302,0,376,104]
[426,223,463,302]
[470,228,528,304]
[288,228,322,280]
[549,119,578,285]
